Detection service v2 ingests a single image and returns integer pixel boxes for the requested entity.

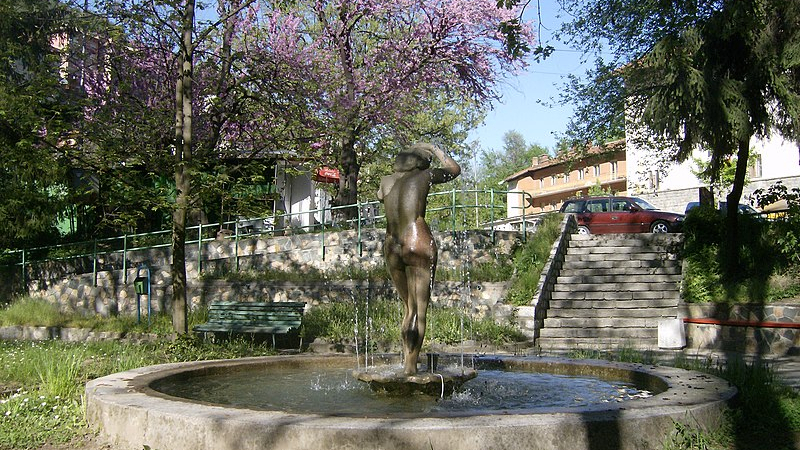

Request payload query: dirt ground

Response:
[38,434,111,450]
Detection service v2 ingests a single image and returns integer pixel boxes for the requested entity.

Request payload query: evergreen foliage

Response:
[557,0,800,278]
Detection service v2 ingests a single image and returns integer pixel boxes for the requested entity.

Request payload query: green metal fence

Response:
[1,189,538,287]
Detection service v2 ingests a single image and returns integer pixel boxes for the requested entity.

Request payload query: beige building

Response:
[503,140,627,216]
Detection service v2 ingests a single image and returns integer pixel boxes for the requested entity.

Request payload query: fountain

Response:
[84,144,736,449]
[85,354,735,450]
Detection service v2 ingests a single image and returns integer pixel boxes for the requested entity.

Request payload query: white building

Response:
[626,132,800,214]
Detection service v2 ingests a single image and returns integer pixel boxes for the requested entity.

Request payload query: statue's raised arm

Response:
[428,144,461,185]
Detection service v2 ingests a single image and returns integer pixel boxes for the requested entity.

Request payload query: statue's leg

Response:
[401,269,419,376]
[387,256,416,374]
[404,264,433,375]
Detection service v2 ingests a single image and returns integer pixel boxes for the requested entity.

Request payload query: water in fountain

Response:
[153,356,654,417]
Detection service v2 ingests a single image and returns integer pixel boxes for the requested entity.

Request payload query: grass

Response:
[0,337,277,449]
[301,295,526,347]
[0,296,208,337]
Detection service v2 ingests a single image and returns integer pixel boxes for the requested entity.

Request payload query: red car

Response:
[559,196,685,234]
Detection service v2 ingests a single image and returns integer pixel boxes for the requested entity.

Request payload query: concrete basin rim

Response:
[86,353,737,422]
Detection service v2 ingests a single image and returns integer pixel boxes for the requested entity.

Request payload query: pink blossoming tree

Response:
[239,0,535,214]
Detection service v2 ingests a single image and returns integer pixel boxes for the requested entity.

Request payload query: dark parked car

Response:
[560,196,685,234]
[685,201,761,216]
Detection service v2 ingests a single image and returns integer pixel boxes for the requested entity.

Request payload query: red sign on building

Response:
[314,167,340,183]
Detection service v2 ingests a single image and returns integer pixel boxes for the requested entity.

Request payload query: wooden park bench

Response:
[193,301,306,348]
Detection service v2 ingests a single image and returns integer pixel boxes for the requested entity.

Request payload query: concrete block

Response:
[658,318,686,349]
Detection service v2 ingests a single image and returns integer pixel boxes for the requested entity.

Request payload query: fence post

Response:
[92,239,98,287]
[197,223,203,274]
[521,192,528,243]
[490,189,496,245]
[21,249,26,290]
[475,190,479,228]
[234,221,240,272]
[451,188,457,234]
[357,202,363,257]
[123,234,128,283]
[321,205,326,261]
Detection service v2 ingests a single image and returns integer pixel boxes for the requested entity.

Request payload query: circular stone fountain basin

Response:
[85,354,736,450]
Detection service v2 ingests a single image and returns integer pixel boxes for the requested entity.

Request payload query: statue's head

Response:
[395,143,434,171]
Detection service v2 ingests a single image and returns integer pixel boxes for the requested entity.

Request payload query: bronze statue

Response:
[377,143,461,375]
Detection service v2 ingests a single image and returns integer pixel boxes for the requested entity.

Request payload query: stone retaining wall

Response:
[680,303,800,356]
[0,326,158,343]
[20,229,523,321]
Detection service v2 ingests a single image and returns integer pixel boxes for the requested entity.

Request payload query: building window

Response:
[649,170,660,190]
[564,172,570,183]
[749,155,763,179]
[578,169,585,180]
[610,161,618,178]
[593,165,601,177]
[539,178,544,189]
[551,175,557,186]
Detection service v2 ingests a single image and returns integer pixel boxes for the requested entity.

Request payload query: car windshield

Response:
[562,201,585,213]
[631,198,658,210]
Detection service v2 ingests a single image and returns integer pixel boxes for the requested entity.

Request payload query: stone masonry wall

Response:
[23,229,523,321]
[680,303,800,356]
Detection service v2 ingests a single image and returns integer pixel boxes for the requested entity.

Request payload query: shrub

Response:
[754,182,800,266]
[505,213,563,306]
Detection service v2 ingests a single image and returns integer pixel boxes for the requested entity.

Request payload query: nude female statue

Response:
[377,143,461,375]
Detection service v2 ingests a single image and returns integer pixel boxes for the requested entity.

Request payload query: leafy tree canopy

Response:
[477,130,549,188]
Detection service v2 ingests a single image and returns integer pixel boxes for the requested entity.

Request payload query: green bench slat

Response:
[193,301,306,337]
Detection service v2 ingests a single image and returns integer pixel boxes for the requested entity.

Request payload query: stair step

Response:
[561,260,681,270]
[552,282,680,292]
[556,274,681,284]
[548,299,679,309]
[564,252,680,262]
[565,247,679,257]
[546,307,677,318]
[538,327,658,339]
[559,267,681,277]
[551,290,680,300]
[537,338,659,351]
[570,233,683,244]
[543,317,666,328]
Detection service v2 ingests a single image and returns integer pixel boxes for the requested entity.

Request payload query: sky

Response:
[468,1,589,154]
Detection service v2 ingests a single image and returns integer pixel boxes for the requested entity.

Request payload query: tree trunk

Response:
[171,0,195,335]
[333,137,360,220]
[723,138,750,279]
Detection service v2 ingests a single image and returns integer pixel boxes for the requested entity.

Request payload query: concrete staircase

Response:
[536,233,683,351]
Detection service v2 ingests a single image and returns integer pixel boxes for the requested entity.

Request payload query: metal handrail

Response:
[1,189,538,284]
